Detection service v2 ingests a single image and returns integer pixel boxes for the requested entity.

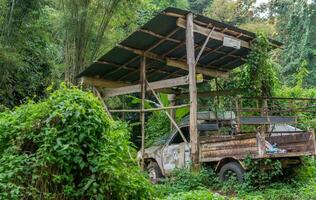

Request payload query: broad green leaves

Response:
[0,85,153,199]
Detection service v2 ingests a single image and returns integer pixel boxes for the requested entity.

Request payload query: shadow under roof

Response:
[78,7,282,84]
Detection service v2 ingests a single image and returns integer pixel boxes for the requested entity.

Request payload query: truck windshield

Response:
[152,134,172,146]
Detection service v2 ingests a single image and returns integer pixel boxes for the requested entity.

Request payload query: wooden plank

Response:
[108,104,189,113]
[175,89,243,100]
[166,58,229,79]
[81,76,129,88]
[105,75,203,97]
[116,44,229,79]
[139,27,245,62]
[186,13,199,167]
[177,18,251,49]
[195,27,215,64]
[163,12,255,41]
[140,56,146,170]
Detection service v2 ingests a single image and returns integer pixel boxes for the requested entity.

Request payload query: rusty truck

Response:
[138,97,316,183]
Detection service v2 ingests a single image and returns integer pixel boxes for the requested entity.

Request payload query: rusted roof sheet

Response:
[78,7,282,84]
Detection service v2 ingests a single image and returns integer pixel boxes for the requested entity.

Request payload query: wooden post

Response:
[235,98,241,133]
[168,94,176,131]
[186,13,199,168]
[140,56,146,170]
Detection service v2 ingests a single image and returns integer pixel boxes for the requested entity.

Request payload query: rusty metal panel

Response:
[200,135,258,162]
[267,132,315,153]
[199,131,316,163]
[200,133,257,143]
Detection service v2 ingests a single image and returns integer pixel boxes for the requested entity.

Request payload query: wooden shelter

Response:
[78,7,281,169]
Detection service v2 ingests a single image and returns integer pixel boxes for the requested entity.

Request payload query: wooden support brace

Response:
[105,74,203,97]
[177,18,251,49]
[140,56,146,170]
[116,44,229,79]
[166,59,229,79]
[108,104,189,113]
[92,87,113,120]
[146,80,188,144]
[195,27,215,64]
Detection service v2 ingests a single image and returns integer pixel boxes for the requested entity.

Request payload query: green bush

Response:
[243,157,283,190]
[0,85,153,199]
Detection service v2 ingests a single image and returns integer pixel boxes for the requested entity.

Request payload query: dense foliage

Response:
[0,86,153,199]
[155,158,316,200]
[0,0,315,108]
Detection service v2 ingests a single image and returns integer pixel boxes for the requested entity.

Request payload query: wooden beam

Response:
[195,27,215,64]
[166,58,229,79]
[105,75,203,97]
[177,18,251,49]
[139,27,246,62]
[117,44,228,79]
[140,56,146,170]
[81,76,129,88]
[120,28,181,81]
[164,11,254,41]
[109,104,189,113]
[117,44,164,62]
[186,13,199,167]
[175,89,244,100]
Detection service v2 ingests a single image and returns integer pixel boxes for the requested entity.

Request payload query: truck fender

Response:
[215,157,245,172]
[144,158,165,176]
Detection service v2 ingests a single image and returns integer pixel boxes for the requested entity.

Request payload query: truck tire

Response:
[219,162,245,183]
[147,161,163,184]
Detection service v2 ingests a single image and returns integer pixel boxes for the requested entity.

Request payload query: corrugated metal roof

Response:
[79,7,282,84]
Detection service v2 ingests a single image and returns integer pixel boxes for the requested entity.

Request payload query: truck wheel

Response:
[147,161,163,184]
[219,162,245,183]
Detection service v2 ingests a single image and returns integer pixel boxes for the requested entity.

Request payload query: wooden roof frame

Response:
[79,8,281,87]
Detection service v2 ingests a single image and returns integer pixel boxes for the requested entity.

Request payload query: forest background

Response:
[0,0,315,109]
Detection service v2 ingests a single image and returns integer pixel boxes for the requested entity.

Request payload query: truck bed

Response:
[199,131,316,162]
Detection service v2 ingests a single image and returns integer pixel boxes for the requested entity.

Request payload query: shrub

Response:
[0,85,153,199]
[243,157,283,190]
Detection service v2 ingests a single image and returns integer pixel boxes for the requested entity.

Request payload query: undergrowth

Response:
[156,157,316,200]
[0,85,153,199]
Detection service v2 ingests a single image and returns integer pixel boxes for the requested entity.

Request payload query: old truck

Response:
[138,109,316,183]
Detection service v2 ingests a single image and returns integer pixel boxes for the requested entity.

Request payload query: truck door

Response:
[162,126,190,174]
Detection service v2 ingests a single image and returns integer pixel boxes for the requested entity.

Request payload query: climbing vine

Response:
[0,85,153,199]
[243,33,279,97]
